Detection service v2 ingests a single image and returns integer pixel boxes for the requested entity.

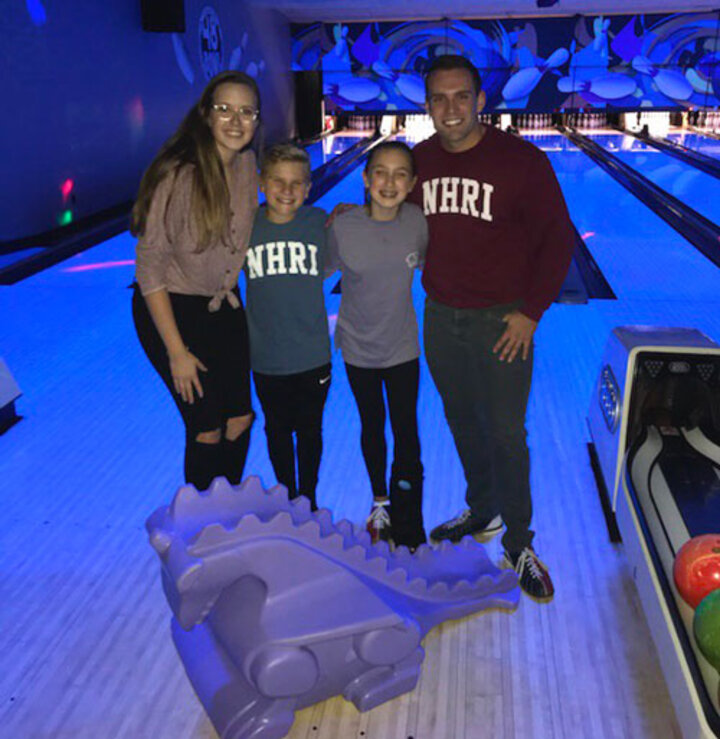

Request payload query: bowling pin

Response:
[632,56,693,101]
[395,74,426,106]
[172,33,195,84]
[558,73,637,100]
[330,77,382,105]
[502,47,570,101]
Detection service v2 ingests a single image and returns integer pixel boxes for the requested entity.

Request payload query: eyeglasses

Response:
[211,103,259,122]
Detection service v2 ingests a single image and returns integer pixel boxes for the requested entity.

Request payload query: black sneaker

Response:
[429,510,503,543]
[502,547,554,602]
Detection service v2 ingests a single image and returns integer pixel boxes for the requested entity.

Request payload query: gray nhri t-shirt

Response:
[245,205,330,375]
[329,202,428,368]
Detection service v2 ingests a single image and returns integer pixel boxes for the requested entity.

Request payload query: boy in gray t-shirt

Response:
[245,144,331,510]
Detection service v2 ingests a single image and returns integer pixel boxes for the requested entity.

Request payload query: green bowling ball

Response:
[694,589,720,672]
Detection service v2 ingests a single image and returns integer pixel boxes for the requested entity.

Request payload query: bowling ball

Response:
[673,534,720,609]
[693,590,720,672]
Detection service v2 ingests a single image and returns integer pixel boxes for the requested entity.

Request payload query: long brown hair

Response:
[131,71,261,249]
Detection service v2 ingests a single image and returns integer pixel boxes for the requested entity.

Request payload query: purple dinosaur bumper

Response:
[147,477,520,739]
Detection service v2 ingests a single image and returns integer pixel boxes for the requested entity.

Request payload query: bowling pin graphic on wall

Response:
[294,14,720,114]
[371,61,426,108]
[632,56,693,101]
[502,47,569,102]
[227,31,265,79]
[228,32,248,71]
[395,75,426,106]
[26,0,46,26]
[173,33,195,84]
[375,66,426,107]
[592,17,610,56]
[171,13,264,86]
[326,76,382,105]
[323,24,352,72]
[557,73,637,101]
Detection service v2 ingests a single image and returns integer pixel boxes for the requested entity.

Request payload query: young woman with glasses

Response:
[131,71,261,491]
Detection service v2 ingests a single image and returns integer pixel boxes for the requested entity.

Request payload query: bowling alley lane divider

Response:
[619,127,720,181]
[0,201,132,285]
[564,224,615,302]
[296,128,337,148]
[307,131,389,205]
[562,126,720,272]
[690,126,720,143]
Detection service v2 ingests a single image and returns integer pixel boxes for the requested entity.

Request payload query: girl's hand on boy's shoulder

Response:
[325,203,358,226]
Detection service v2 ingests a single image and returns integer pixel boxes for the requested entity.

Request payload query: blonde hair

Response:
[260,143,311,181]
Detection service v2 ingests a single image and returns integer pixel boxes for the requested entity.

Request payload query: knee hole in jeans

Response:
[195,429,222,444]
[225,413,254,441]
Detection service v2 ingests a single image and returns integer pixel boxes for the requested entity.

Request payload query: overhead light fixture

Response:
[537,0,559,6]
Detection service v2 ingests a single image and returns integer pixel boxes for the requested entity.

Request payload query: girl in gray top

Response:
[329,141,428,550]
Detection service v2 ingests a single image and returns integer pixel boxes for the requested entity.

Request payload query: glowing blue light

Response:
[26,0,47,26]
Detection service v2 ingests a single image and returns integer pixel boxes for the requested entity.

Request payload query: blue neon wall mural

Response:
[291,12,720,113]
[1,1,293,243]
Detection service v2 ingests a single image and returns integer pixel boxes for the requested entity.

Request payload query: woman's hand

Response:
[141,290,207,404]
[169,348,208,404]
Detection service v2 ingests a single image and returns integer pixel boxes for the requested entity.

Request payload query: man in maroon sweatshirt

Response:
[408,55,574,601]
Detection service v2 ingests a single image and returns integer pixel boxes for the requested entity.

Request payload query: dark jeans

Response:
[345,359,423,497]
[424,298,534,553]
[132,286,252,434]
[132,285,252,490]
[253,363,331,503]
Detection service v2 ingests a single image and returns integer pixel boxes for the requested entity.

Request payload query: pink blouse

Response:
[135,149,258,311]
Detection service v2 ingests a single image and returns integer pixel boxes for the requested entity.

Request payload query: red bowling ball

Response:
[673,535,720,609]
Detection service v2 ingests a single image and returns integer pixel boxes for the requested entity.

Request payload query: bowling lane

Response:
[305,132,365,170]
[12,230,138,289]
[666,131,720,160]
[525,132,720,301]
[311,133,416,213]
[586,132,720,226]
[311,155,366,213]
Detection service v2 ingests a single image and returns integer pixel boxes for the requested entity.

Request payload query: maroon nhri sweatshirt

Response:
[408,126,575,322]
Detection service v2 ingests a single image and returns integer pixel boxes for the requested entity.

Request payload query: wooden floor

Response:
[3,228,718,738]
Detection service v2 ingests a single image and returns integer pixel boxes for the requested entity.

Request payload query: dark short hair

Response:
[364,140,416,177]
[424,54,482,97]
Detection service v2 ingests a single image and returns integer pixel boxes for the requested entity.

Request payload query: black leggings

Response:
[345,358,423,497]
[253,363,331,506]
[132,286,252,490]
